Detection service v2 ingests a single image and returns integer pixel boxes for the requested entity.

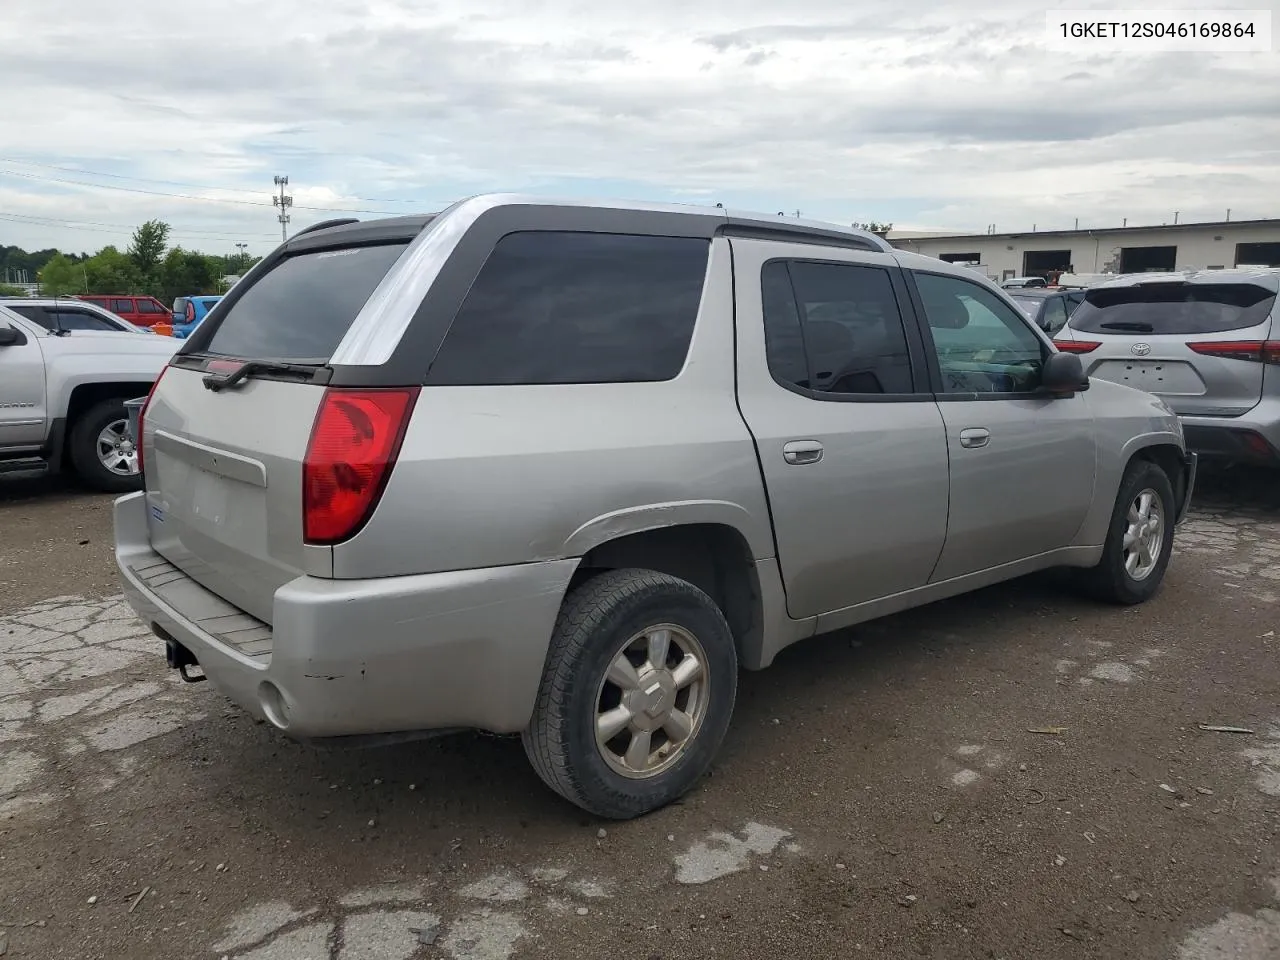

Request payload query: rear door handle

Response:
[958,428,990,449]
[782,440,824,465]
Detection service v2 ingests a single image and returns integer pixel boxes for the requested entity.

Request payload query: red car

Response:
[76,295,170,328]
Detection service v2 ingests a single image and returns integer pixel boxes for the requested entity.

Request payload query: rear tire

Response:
[522,568,738,820]
[69,398,142,494]
[1080,460,1175,605]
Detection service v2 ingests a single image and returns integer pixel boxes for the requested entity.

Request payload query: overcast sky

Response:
[0,0,1277,256]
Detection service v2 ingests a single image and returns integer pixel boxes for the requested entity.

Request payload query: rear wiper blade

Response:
[202,359,320,392]
[1100,321,1155,332]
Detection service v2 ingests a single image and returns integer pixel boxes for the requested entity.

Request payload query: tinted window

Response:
[173,298,188,314]
[136,299,163,314]
[6,305,47,327]
[203,242,408,361]
[761,260,914,395]
[111,299,134,314]
[760,262,810,388]
[427,232,708,385]
[915,272,1045,394]
[55,309,122,331]
[1070,283,1277,335]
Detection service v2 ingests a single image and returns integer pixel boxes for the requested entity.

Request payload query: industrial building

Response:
[889,218,1280,283]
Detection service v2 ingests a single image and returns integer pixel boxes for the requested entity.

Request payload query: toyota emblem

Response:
[1131,342,1152,356]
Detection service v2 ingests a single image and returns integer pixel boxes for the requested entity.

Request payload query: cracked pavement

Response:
[1,468,1279,959]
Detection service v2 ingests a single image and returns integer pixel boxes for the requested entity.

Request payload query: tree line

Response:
[1,221,261,303]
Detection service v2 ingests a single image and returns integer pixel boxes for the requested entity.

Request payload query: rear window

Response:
[202,243,408,360]
[1071,283,1277,335]
[426,231,709,385]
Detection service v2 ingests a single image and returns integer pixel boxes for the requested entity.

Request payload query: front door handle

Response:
[958,428,990,449]
[783,440,824,465]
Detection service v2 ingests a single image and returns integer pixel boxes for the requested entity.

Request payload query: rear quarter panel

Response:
[333,237,776,578]
[1072,378,1185,546]
[44,335,177,416]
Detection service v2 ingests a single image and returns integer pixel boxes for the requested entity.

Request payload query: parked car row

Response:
[6,293,224,336]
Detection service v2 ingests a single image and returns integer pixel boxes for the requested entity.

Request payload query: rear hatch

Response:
[141,239,412,623]
[1059,280,1278,416]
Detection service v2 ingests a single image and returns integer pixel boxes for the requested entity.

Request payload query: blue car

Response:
[171,295,222,339]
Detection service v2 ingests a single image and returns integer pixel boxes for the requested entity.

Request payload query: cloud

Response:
[0,0,1276,252]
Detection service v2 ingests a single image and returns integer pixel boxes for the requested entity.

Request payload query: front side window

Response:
[760,260,914,396]
[914,272,1045,394]
[55,309,120,332]
[427,231,709,385]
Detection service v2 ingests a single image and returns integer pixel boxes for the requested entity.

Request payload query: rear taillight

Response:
[1186,341,1280,364]
[1053,339,1101,354]
[136,366,168,475]
[303,387,419,545]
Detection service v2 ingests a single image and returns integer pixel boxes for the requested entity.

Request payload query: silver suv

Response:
[114,195,1195,819]
[1054,269,1280,465]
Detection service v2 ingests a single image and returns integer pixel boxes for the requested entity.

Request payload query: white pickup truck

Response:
[0,303,176,492]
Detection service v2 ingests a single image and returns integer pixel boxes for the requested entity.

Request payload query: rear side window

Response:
[426,232,709,385]
[111,299,134,314]
[203,243,408,361]
[1071,283,1277,335]
[6,305,48,328]
[136,300,163,314]
[760,259,915,395]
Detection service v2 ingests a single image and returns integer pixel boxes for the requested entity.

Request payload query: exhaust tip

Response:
[257,681,291,731]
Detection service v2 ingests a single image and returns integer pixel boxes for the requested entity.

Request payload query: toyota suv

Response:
[1054,269,1280,464]
[114,195,1195,819]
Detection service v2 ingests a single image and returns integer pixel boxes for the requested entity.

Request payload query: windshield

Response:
[200,243,408,361]
[1010,297,1041,318]
[1070,283,1277,335]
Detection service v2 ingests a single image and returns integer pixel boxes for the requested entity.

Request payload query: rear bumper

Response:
[1181,406,1280,465]
[113,492,577,738]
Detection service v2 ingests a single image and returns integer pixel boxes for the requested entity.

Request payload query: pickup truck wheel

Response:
[69,399,142,494]
[523,568,738,820]
[1081,460,1175,605]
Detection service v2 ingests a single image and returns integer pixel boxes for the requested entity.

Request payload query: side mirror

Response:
[1042,351,1089,395]
[0,325,25,347]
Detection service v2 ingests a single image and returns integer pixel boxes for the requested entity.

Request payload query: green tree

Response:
[82,246,144,294]
[159,247,216,303]
[0,282,27,296]
[128,220,170,277]
[38,253,85,295]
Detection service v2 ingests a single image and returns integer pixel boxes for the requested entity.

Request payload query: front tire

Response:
[522,569,738,819]
[68,398,142,494]
[1082,459,1175,604]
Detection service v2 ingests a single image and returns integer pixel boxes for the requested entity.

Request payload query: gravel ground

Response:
[1,468,1278,960]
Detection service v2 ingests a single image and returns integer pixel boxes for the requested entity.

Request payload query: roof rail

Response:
[291,218,360,238]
